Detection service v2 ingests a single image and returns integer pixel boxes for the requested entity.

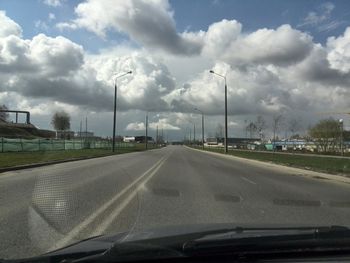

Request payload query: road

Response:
[1,145,350,259]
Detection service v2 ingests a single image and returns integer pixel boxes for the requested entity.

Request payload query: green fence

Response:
[0,138,133,152]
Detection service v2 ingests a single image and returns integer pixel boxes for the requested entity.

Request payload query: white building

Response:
[123,136,135,142]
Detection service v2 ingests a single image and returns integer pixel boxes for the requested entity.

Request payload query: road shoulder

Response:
[186,146,350,184]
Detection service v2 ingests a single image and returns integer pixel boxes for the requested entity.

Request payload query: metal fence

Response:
[0,138,133,152]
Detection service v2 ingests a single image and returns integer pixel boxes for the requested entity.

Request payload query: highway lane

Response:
[1,145,350,259]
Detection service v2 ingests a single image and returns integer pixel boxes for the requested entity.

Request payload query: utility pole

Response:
[190,128,192,145]
[145,112,148,150]
[193,123,196,144]
[112,71,132,153]
[194,108,205,150]
[340,119,344,156]
[224,79,228,153]
[210,70,228,153]
[161,128,164,143]
[112,79,117,152]
[85,116,88,146]
[80,120,82,140]
[201,114,204,149]
[156,125,159,146]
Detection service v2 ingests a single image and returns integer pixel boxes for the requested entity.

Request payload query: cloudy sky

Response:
[1,0,350,140]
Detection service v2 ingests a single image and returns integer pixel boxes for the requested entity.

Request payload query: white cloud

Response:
[0,10,22,37]
[149,118,180,130]
[201,23,314,66]
[125,119,180,131]
[201,19,242,58]
[126,122,145,131]
[59,0,202,55]
[86,51,176,111]
[298,2,342,33]
[327,27,350,73]
[0,11,177,113]
[2,6,350,138]
[58,1,313,66]
[49,13,56,21]
[35,20,49,31]
[300,2,334,27]
[42,0,63,7]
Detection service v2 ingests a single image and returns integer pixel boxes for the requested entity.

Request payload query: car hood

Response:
[45,222,330,257]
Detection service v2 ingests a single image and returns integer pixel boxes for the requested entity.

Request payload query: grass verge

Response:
[0,144,157,169]
[195,147,350,175]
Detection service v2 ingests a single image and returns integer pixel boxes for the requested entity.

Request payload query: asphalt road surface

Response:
[1,145,350,259]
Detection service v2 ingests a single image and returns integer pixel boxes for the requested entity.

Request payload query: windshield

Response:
[1,0,350,260]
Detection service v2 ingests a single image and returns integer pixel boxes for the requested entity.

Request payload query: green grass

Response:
[0,143,157,169]
[197,147,350,175]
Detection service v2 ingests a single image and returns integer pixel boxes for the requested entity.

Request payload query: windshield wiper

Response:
[183,225,350,258]
[9,226,350,263]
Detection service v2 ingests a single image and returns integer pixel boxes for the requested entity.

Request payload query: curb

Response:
[185,146,350,184]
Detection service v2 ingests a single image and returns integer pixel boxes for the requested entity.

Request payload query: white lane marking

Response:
[49,155,168,251]
[240,176,257,185]
[91,155,169,237]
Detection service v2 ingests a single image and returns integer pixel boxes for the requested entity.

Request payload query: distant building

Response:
[75,131,94,138]
[205,137,261,149]
[123,136,135,142]
[56,130,75,139]
[135,136,153,143]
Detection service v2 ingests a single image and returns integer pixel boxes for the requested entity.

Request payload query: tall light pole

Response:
[189,127,192,145]
[210,70,228,153]
[188,120,195,145]
[193,123,195,144]
[112,71,132,152]
[145,112,148,150]
[340,119,344,156]
[194,108,205,149]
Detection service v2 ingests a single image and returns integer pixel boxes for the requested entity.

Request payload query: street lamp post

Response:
[187,120,195,146]
[210,70,228,153]
[193,123,196,144]
[189,127,192,145]
[194,108,205,150]
[340,119,344,156]
[112,71,132,152]
[145,112,148,150]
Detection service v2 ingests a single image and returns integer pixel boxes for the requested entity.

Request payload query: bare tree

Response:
[288,118,301,150]
[309,118,341,153]
[255,115,266,140]
[288,118,300,137]
[272,114,283,151]
[215,123,224,139]
[246,121,257,138]
[51,111,71,131]
[0,104,9,122]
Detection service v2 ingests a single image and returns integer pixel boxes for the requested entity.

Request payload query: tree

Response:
[0,104,9,122]
[51,111,71,131]
[272,114,283,151]
[246,122,257,138]
[215,123,224,139]
[288,118,301,138]
[288,118,301,150]
[255,115,266,139]
[309,118,341,153]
